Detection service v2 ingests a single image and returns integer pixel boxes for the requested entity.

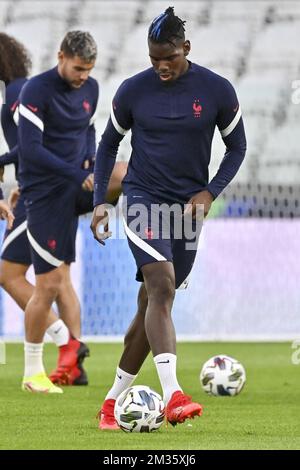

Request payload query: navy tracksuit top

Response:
[94,62,246,206]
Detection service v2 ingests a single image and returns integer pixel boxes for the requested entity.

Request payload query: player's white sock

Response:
[46,319,70,347]
[154,353,182,404]
[105,367,137,400]
[24,342,45,377]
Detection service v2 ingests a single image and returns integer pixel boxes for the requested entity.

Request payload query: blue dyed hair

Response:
[148,7,186,45]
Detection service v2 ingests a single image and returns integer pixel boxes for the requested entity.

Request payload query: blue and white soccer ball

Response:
[114,385,165,433]
[200,355,246,397]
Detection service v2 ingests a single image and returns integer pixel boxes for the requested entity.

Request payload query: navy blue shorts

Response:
[123,193,202,289]
[75,189,94,216]
[1,193,31,265]
[1,185,94,274]
[25,183,79,275]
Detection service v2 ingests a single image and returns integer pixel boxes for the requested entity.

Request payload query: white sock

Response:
[154,353,182,404]
[24,342,45,377]
[105,367,137,400]
[46,319,70,347]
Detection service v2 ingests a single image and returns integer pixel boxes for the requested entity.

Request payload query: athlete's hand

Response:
[0,200,15,230]
[90,204,112,246]
[184,190,214,219]
[8,187,20,210]
[82,173,94,192]
[82,157,95,170]
[83,159,90,170]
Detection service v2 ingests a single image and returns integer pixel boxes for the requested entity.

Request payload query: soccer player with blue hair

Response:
[92,7,246,427]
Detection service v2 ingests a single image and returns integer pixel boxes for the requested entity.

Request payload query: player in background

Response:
[10,30,125,393]
[91,7,247,427]
[0,34,127,386]
[0,33,92,386]
[0,36,16,235]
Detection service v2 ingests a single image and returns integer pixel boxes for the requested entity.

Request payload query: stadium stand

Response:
[0,0,299,218]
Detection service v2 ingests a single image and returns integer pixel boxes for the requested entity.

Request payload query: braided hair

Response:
[148,7,186,46]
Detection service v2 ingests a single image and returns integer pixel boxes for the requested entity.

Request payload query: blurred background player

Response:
[0,34,127,389]
[0,32,92,387]
[0,33,95,387]
[91,7,246,427]
[10,30,125,393]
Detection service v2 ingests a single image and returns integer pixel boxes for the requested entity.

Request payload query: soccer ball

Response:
[200,355,246,396]
[114,385,165,433]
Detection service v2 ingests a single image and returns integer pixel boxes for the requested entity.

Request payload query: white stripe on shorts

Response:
[1,220,27,254]
[178,275,191,290]
[123,217,167,262]
[27,229,63,268]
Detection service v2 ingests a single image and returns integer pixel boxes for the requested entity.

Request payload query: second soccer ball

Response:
[200,355,246,396]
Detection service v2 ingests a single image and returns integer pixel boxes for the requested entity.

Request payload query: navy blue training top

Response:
[94,62,246,206]
[0,77,27,169]
[18,66,98,201]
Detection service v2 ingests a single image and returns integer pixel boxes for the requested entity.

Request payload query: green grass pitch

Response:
[0,342,300,450]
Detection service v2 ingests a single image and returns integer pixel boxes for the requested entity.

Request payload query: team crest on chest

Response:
[83,100,91,113]
[193,99,202,118]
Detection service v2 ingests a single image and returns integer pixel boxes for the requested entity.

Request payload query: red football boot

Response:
[166,391,203,426]
[97,399,120,430]
[50,336,89,386]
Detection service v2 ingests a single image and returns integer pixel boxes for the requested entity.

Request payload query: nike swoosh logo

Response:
[233,105,239,113]
[117,374,122,379]
[27,105,38,113]
[54,327,62,334]
[157,360,170,364]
